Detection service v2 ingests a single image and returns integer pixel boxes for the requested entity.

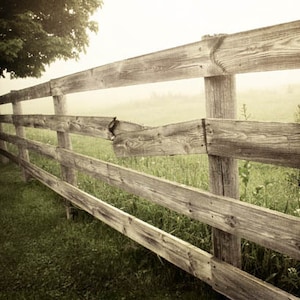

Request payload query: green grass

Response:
[0,85,300,298]
[1,136,299,298]
[0,162,224,300]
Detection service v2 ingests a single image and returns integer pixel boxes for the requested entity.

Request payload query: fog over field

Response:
[1,73,299,126]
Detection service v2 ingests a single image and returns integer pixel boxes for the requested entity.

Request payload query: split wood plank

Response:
[113,119,206,156]
[1,115,146,140]
[1,114,299,168]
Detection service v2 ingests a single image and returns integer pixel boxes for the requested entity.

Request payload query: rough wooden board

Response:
[53,95,77,219]
[204,75,241,267]
[56,148,300,260]
[212,258,300,300]
[1,136,299,260]
[2,114,299,168]
[18,157,213,285]
[49,20,300,95]
[12,114,114,139]
[113,119,206,156]
[0,82,51,104]
[1,20,300,102]
[206,119,300,168]
[1,131,299,259]
[0,132,57,159]
[215,20,300,74]
[1,149,298,300]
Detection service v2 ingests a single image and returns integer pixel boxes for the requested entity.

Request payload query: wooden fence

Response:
[0,20,300,300]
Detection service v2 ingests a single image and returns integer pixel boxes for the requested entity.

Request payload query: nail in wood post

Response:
[0,109,9,164]
[53,93,77,219]
[204,75,241,268]
[12,101,31,181]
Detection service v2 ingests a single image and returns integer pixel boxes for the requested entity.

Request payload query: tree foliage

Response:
[0,0,102,78]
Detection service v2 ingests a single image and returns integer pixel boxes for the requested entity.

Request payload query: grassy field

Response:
[0,162,223,300]
[0,84,300,298]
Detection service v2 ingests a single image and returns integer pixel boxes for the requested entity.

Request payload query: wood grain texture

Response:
[17,157,213,285]
[1,149,298,300]
[1,20,300,103]
[49,21,300,95]
[12,114,115,139]
[113,119,206,157]
[206,119,300,168]
[204,75,241,268]
[53,95,77,219]
[12,102,30,181]
[56,148,300,260]
[2,113,299,167]
[0,82,51,104]
[49,40,213,96]
[2,132,299,261]
[211,258,299,300]
[0,132,58,159]
[215,20,300,74]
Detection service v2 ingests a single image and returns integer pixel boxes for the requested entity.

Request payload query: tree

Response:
[0,0,102,78]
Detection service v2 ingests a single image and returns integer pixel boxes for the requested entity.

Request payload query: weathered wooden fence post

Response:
[52,89,77,219]
[0,109,9,164]
[204,75,242,268]
[12,100,31,181]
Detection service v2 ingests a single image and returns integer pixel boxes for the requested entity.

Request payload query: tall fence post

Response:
[0,108,9,164]
[12,101,31,181]
[52,92,77,219]
[204,75,241,268]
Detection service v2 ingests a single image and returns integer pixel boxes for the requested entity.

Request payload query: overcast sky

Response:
[1,0,300,96]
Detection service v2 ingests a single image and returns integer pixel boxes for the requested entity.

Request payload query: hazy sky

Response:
[1,0,300,97]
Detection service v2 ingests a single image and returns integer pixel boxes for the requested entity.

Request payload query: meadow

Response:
[0,84,299,299]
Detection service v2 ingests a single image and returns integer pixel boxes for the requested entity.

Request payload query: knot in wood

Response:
[225,215,238,228]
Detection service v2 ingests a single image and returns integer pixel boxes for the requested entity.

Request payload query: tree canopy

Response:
[0,0,102,78]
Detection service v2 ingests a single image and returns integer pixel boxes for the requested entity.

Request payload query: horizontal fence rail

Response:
[0,131,299,260]
[1,19,300,300]
[0,149,298,300]
[0,115,299,168]
[1,20,300,104]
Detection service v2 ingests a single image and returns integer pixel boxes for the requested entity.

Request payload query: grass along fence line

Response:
[1,20,300,299]
[1,124,300,297]
[0,163,222,299]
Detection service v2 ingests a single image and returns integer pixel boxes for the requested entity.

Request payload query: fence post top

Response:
[50,86,63,97]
